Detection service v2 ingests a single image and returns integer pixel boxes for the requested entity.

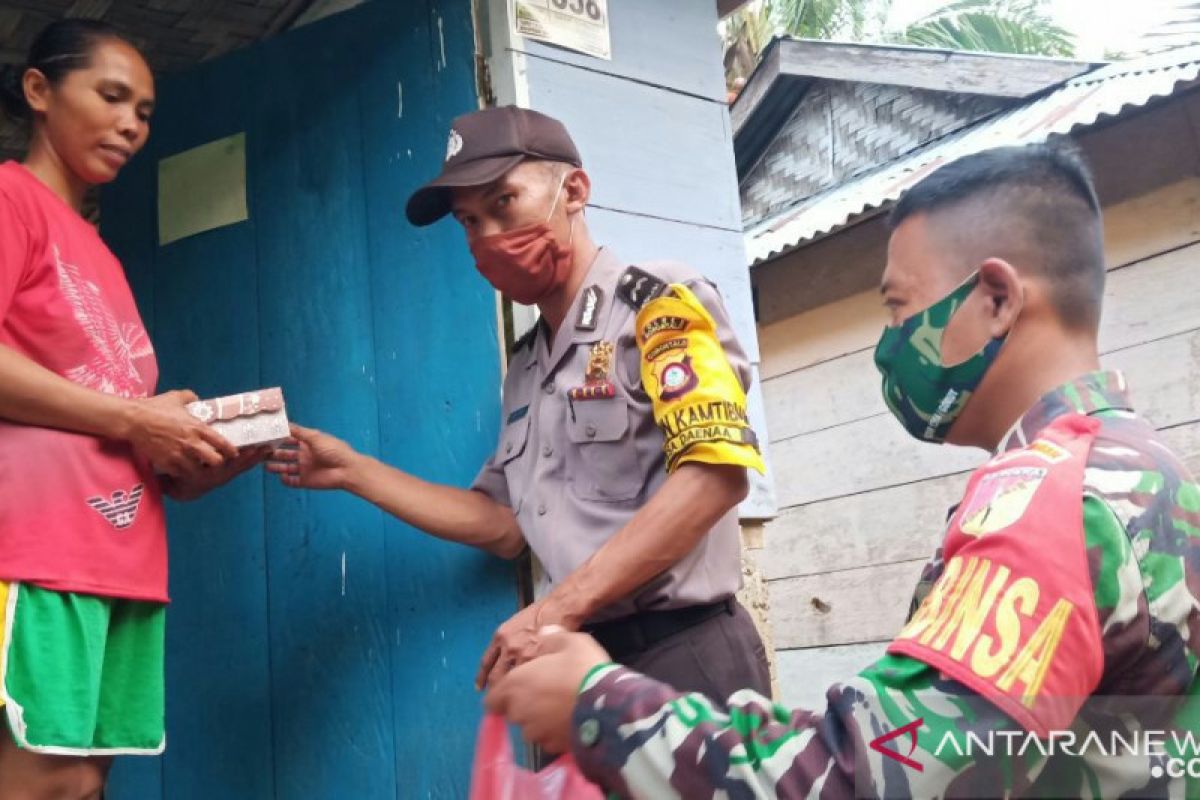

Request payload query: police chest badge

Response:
[568,341,617,401]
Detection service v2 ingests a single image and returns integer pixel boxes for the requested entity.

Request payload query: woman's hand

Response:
[125,390,237,477]
[161,445,272,501]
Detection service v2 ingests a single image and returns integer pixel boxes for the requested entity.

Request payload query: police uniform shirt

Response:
[471,247,756,622]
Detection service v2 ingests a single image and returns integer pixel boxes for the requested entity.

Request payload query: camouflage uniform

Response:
[568,371,1200,799]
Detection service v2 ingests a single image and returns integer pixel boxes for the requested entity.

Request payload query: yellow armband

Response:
[635,284,764,475]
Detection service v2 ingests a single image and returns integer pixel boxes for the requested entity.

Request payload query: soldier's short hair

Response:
[890,141,1105,331]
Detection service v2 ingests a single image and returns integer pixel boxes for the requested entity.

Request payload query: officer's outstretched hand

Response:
[485,625,611,754]
[267,424,362,491]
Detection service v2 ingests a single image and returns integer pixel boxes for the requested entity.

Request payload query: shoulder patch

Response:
[616,266,667,311]
[889,413,1105,738]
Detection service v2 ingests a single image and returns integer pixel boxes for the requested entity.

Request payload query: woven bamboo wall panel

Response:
[741,82,1012,227]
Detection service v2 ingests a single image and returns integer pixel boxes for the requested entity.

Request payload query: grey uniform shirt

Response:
[471,247,754,622]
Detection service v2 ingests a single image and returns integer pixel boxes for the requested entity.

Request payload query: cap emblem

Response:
[445,129,463,162]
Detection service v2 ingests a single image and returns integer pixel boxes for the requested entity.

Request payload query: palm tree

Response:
[765,0,889,41]
[900,0,1075,57]
[723,3,776,97]
[724,0,1077,93]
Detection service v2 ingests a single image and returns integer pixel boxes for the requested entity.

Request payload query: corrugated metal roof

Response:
[745,45,1200,266]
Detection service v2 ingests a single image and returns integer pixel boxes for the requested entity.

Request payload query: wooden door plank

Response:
[360,1,517,794]
[253,14,397,797]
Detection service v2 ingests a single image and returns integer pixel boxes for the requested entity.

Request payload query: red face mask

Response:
[470,177,574,305]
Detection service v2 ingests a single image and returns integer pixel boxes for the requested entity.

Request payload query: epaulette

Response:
[616,266,668,311]
[510,324,538,355]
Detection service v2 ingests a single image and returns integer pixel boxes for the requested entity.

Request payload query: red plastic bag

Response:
[469,713,606,800]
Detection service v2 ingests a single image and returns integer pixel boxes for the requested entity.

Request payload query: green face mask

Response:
[873,273,1006,444]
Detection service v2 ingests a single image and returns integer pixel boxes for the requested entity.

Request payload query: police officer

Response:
[269,106,771,699]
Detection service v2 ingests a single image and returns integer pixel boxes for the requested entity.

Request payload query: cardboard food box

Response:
[186,387,290,448]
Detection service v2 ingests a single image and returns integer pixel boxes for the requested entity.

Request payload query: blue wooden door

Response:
[100,2,514,797]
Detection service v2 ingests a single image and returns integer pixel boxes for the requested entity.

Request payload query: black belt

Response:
[583,598,735,661]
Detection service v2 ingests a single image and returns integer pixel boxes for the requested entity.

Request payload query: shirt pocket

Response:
[499,413,532,512]
[566,397,643,502]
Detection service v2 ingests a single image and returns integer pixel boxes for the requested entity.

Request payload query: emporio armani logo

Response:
[87,484,145,530]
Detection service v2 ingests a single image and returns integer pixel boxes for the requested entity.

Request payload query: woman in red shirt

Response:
[0,19,262,797]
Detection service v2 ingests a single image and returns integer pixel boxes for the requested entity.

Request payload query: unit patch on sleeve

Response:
[635,283,764,475]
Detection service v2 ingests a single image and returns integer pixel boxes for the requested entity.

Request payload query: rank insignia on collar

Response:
[568,341,617,401]
[576,285,604,331]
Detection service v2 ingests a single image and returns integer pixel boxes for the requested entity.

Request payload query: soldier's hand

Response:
[267,424,361,491]
[485,626,611,754]
[128,389,238,477]
[476,599,545,690]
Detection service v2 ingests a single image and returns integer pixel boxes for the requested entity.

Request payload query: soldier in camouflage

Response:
[485,142,1200,798]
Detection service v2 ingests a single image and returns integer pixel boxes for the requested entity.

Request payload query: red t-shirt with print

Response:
[0,161,167,602]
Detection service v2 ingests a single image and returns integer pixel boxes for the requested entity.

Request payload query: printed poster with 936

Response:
[513,0,611,60]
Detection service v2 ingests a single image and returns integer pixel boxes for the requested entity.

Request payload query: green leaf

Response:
[900,0,1076,57]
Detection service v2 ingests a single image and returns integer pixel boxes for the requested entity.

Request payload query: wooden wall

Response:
[755,97,1200,711]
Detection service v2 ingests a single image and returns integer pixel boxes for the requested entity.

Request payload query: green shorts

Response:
[0,581,165,755]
